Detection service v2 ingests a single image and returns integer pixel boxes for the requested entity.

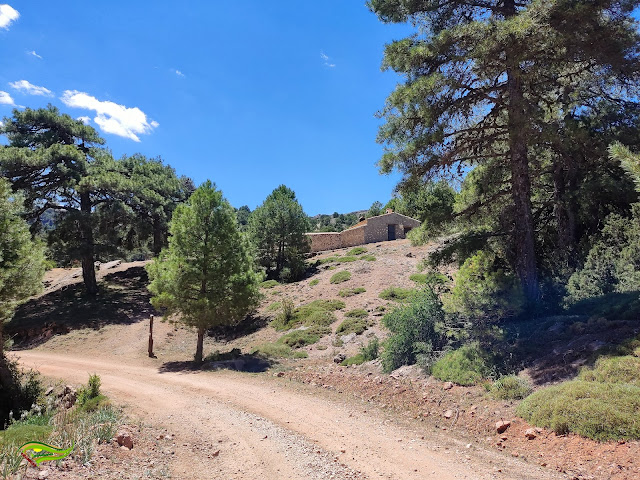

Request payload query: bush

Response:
[277,326,331,348]
[379,287,413,302]
[347,247,367,256]
[0,360,44,428]
[431,344,491,386]
[309,279,319,286]
[381,288,447,373]
[490,375,533,400]
[517,381,640,441]
[267,301,282,312]
[566,205,640,303]
[330,271,351,284]
[340,338,380,366]
[345,308,368,319]
[338,287,366,297]
[362,255,377,261]
[261,280,280,289]
[578,355,640,387]
[443,250,524,331]
[318,256,357,265]
[336,316,368,336]
[77,374,102,408]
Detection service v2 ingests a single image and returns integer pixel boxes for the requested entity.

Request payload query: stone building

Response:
[307,210,421,253]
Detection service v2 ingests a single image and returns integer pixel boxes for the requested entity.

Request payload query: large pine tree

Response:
[369,0,640,303]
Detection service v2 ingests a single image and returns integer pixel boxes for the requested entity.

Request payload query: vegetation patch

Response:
[271,299,345,331]
[338,287,366,297]
[340,338,380,366]
[318,255,357,265]
[251,342,308,359]
[261,280,280,289]
[431,344,492,386]
[336,316,368,336]
[330,271,352,284]
[347,247,368,256]
[277,326,331,348]
[345,308,368,319]
[489,375,533,400]
[267,301,282,312]
[379,286,413,301]
[362,255,377,261]
[309,279,319,286]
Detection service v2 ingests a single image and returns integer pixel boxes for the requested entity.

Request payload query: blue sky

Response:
[0,1,410,215]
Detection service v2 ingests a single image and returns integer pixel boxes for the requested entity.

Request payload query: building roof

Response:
[343,211,420,231]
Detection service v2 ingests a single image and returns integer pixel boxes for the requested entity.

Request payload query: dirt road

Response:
[15,351,562,480]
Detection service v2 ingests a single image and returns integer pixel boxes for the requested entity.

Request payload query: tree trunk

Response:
[195,327,205,364]
[505,0,539,304]
[553,157,576,270]
[80,191,98,296]
[152,214,163,256]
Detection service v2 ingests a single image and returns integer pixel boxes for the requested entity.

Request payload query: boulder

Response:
[524,428,537,440]
[333,353,346,364]
[116,431,134,449]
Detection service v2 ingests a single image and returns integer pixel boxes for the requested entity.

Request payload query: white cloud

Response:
[320,51,336,68]
[60,90,158,142]
[27,50,42,59]
[175,69,185,77]
[0,4,19,29]
[77,116,91,125]
[9,80,53,97]
[0,91,15,105]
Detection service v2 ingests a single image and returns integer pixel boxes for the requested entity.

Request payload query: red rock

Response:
[496,420,511,434]
[525,428,537,440]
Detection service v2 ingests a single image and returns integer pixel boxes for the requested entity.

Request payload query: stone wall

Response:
[340,225,366,248]
[307,232,342,252]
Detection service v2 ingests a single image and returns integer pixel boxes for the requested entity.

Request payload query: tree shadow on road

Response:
[158,352,273,374]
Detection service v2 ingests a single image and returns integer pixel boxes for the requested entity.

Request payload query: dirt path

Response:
[14,351,562,480]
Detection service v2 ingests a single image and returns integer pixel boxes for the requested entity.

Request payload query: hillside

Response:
[7,238,639,479]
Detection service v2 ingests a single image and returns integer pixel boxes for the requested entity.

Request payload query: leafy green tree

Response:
[366,201,383,218]
[248,185,310,282]
[0,106,125,295]
[147,181,261,363]
[0,179,46,369]
[235,205,251,231]
[368,0,640,304]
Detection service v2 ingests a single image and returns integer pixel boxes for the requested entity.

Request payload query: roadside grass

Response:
[379,287,413,302]
[489,375,533,400]
[330,271,351,284]
[517,343,640,441]
[338,287,366,297]
[347,247,367,256]
[271,299,345,331]
[431,344,492,386]
[251,343,308,359]
[260,280,280,289]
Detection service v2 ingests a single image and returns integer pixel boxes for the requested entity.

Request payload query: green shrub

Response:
[79,395,111,413]
[578,355,640,387]
[0,360,44,429]
[347,247,367,256]
[379,286,413,301]
[410,271,449,287]
[517,381,640,441]
[431,344,491,386]
[338,287,366,297]
[309,279,319,286]
[318,256,357,265]
[277,326,331,348]
[381,289,447,373]
[271,299,345,331]
[267,301,282,312]
[340,338,380,366]
[336,316,368,336]
[330,271,351,284]
[566,205,640,303]
[261,280,280,289]
[362,255,377,261]
[251,342,308,359]
[78,374,102,407]
[345,308,368,319]
[443,251,524,330]
[490,375,533,400]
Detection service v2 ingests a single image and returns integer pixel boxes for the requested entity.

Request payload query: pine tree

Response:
[0,106,126,295]
[368,0,640,303]
[248,185,310,282]
[147,181,261,364]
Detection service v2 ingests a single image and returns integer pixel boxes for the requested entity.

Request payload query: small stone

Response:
[443,410,454,419]
[44,387,54,396]
[525,428,537,440]
[116,431,134,449]
[443,382,454,390]
[333,353,346,364]
[496,420,511,434]
[276,371,285,378]
[38,470,50,480]
[212,450,220,457]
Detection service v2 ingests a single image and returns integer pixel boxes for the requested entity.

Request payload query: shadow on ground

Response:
[7,267,156,349]
[158,353,273,374]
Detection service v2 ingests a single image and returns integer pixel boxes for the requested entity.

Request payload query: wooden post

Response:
[148,315,155,358]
